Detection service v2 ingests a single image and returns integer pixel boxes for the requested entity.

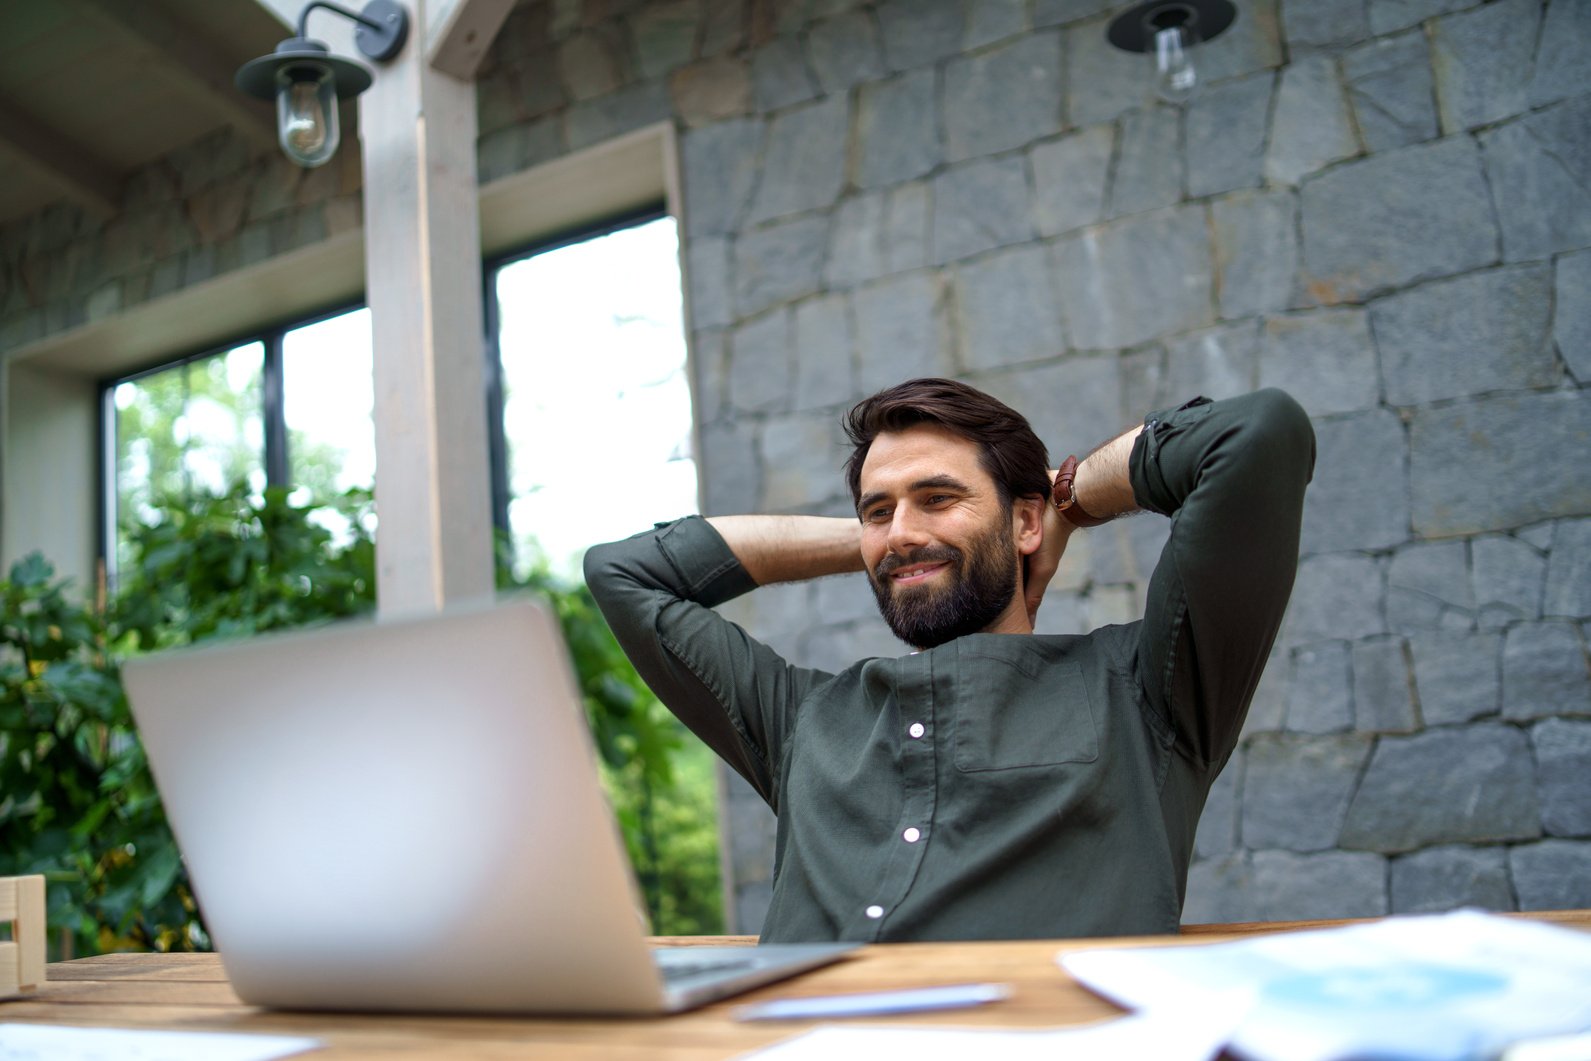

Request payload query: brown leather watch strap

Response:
[1051,455,1111,528]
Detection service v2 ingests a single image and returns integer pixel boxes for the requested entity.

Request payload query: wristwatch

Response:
[1052,455,1110,528]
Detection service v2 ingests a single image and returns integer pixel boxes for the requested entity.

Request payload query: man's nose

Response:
[886,504,930,555]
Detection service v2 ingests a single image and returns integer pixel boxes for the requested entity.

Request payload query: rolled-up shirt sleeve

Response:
[1129,388,1316,770]
[583,516,834,810]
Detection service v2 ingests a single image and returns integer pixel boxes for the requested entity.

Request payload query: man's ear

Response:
[1013,496,1045,556]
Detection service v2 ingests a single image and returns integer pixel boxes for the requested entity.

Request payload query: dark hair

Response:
[843,378,1051,510]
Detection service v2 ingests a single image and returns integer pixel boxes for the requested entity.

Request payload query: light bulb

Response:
[275,64,339,168]
[1154,24,1198,103]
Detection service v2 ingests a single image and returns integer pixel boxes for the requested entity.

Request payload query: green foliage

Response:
[0,484,721,959]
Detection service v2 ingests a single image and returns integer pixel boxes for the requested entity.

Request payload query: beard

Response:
[868,518,1020,650]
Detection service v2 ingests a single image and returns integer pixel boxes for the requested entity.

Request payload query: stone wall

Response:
[2,0,1586,934]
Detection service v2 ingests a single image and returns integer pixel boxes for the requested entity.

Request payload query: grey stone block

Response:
[751,38,821,111]
[1064,15,1150,127]
[1559,249,1591,384]
[853,272,954,393]
[875,0,962,72]
[805,11,885,94]
[966,0,1027,50]
[930,157,1034,265]
[1248,849,1389,921]
[556,29,626,102]
[954,242,1067,371]
[1186,72,1274,200]
[728,309,793,414]
[1054,205,1213,349]
[977,353,1123,467]
[685,236,734,330]
[1163,322,1261,402]
[1033,0,1112,25]
[1390,846,1513,914]
[763,412,851,509]
[1286,642,1354,734]
[748,95,850,224]
[944,32,1065,163]
[827,192,888,289]
[1341,723,1541,853]
[792,293,856,412]
[1472,534,1545,630]
[812,571,880,628]
[1510,840,1591,910]
[1410,631,1501,726]
[1281,0,1370,50]
[1545,519,1591,620]
[1503,621,1591,722]
[1283,554,1387,648]
[1110,105,1183,219]
[1245,651,1292,742]
[1257,309,1376,418]
[884,183,931,276]
[668,56,753,126]
[733,214,829,317]
[1534,718,1591,837]
[1194,751,1241,859]
[1181,853,1250,924]
[1300,410,1409,555]
[691,327,729,425]
[629,0,700,79]
[1242,734,1371,851]
[1373,265,1556,408]
[1029,125,1114,237]
[1410,391,1591,537]
[1387,540,1473,632]
[1344,30,1439,153]
[1431,0,1540,134]
[1529,0,1591,109]
[1265,55,1360,186]
[698,0,743,58]
[680,118,764,238]
[1368,0,1471,36]
[698,420,760,514]
[1300,137,1497,303]
[1186,0,1285,86]
[1481,99,1591,263]
[855,70,941,190]
[1519,523,1558,551]
[1353,638,1420,734]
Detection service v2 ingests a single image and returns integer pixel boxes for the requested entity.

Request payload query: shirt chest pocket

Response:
[953,657,1099,772]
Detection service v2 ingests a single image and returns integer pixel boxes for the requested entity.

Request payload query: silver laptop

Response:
[121,595,855,1015]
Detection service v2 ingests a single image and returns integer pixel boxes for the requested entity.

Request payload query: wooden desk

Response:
[4,912,1588,1059]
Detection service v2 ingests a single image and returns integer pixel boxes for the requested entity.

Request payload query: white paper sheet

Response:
[1062,910,1591,1061]
[0,1023,321,1061]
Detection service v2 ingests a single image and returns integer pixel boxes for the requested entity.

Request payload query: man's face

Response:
[856,424,1040,648]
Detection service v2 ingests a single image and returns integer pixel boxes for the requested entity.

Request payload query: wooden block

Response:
[0,875,45,995]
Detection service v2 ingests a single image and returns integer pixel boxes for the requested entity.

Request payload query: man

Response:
[585,380,1314,942]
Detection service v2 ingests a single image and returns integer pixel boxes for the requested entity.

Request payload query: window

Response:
[103,306,374,574]
[489,211,696,579]
[104,209,695,585]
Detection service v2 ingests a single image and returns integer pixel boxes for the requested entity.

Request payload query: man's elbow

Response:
[1243,388,1316,485]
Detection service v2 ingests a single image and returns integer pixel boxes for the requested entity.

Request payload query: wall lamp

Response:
[236,0,409,168]
[1107,1,1237,103]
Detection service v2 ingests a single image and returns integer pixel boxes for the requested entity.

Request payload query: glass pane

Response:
[112,343,265,568]
[282,307,375,540]
[495,216,696,579]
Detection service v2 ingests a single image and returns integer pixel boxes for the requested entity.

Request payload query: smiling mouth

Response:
[890,561,949,585]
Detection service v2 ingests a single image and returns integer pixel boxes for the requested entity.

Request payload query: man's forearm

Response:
[705,515,865,586]
[1071,424,1144,520]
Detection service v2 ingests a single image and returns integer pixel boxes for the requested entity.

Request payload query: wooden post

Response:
[358,0,495,614]
[0,875,46,996]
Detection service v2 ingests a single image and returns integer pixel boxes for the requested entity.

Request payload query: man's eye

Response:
[864,507,891,523]
[925,494,951,505]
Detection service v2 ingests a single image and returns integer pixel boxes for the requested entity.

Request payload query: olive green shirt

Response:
[585,390,1315,942]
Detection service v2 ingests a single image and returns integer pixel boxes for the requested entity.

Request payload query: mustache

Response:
[874,544,962,580]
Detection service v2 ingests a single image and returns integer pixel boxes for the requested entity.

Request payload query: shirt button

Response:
[902,827,921,843]
[865,905,884,919]
[908,722,925,739]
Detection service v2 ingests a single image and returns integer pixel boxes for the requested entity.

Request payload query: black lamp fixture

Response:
[1106,1,1237,103]
[236,0,410,168]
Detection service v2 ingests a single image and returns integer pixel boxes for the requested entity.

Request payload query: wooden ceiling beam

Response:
[427,0,516,81]
[0,102,120,219]
[72,0,279,152]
